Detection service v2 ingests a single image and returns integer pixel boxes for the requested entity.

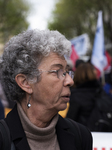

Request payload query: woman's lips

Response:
[61,95,70,102]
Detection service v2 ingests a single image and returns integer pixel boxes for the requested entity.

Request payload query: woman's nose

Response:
[64,73,74,87]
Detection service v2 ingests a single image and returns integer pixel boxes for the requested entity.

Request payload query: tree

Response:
[48,0,112,48]
[0,0,30,43]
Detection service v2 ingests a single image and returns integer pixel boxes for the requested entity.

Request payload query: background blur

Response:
[0,0,112,57]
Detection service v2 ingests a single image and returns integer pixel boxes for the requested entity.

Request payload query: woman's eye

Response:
[52,71,57,73]
[50,70,57,74]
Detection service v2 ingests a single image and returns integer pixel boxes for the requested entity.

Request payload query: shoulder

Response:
[65,118,92,138]
[65,118,93,149]
[57,116,92,150]
[76,121,92,139]
[74,121,93,149]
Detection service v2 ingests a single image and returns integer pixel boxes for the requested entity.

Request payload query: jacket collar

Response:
[5,105,77,150]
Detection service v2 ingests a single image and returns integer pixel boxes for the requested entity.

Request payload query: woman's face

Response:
[30,52,74,114]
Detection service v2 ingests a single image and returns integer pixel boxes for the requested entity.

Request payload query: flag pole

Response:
[101,70,105,86]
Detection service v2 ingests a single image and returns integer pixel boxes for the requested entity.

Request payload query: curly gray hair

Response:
[0,29,71,102]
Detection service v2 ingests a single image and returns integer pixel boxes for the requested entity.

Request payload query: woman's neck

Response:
[20,101,57,128]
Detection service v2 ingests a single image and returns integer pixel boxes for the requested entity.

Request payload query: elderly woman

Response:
[0,29,92,150]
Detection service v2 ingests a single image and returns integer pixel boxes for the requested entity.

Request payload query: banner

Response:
[92,132,112,150]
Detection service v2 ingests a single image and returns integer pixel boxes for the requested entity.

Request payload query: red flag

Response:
[104,51,112,73]
[94,67,101,79]
[70,45,79,71]
[94,51,111,79]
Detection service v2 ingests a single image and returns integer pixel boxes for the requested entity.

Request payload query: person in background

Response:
[67,62,112,132]
[0,75,8,118]
[0,76,16,117]
[103,70,112,98]
[75,59,85,69]
[0,29,92,150]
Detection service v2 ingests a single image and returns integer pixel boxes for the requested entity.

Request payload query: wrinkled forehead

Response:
[39,52,67,70]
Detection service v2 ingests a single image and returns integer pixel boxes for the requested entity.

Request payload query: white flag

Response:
[91,11,107,73]
[70,34,90,56]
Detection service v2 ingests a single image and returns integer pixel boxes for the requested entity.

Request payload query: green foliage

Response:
[48,0,112,45]
[0,0,30,43]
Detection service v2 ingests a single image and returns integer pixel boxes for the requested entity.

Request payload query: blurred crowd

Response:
[0,72,16,119]
[66,59,112,132]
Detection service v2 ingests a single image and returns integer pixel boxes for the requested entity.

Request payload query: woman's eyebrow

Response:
[50,64,63,69]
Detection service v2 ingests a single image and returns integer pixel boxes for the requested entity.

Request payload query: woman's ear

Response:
[15,74,33,94]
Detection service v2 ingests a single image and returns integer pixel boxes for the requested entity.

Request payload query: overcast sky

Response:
[26,0,56,30]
